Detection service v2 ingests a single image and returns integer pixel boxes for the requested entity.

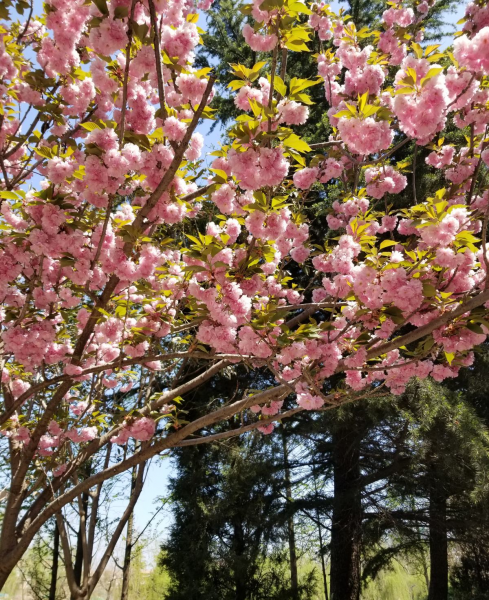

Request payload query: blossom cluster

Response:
[0,0,489,479]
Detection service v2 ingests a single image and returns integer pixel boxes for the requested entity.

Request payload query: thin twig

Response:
[412,143,418,204]
[119,0,138,146]
[16,1,33,43]
[89,198,113,272]
[128,75,215,234]
[309,140,343,150]
[267,43,278,137]
[358,137,410,166]
[468,127,488,206]
[180,184,211,202]
[276,47,288,101]
[148,0,168,122]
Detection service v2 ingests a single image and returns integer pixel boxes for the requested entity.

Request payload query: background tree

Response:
[161,368,318,600]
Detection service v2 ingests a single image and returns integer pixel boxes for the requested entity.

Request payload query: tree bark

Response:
[120,464,137,600]
[313,470,329,600]
[318,524,329,600]
[329,422,362,600]
[73,491,90,589]
[428,489,448,600]
[49,521,60,600]
[281,425,298,599]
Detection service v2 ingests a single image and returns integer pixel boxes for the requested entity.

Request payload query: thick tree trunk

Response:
[428,490,448,600]
[282,426,298,599]
[49,521,60,600]
[329,422,362,600]
[0,566,12,591]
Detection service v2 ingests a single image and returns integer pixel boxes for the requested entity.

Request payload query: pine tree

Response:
[159,361,325,600]
[161,435,319,600]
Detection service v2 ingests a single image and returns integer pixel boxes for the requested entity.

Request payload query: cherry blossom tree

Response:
[0,0,489,589]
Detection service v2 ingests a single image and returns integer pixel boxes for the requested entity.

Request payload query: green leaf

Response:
[288,1,312,14]
[445,351,455,365]
[470,317,489,329]
[379,239,398,250]
[284,38,309,52]
[210,168,228,183]
[422,281,437,298]
[253,190,267,207]
[425,44,440,57]
[239,3,253,14]
[259,0,284,10]
[249,61,267,82]
[273,75,287,97]
[34,147,53,159]
[396,86,414,95]
[466,322,484,334]
[59,257,75,267]
[247,98,262,118]
[411,42,423,59]
[334,109,354,119]
[384,306,404,324]
[289,77,320,96]
[296,92,314,105]
[92,0,109,15]
[72,166,86,180]
[427,53,445,63]
[183,265,208,273]
[420,67,443,87]
[363,105,380,118]
[185,234,202,246]
[228,79,247,91]
[133,23,149,42]
[271,196,289,209]
[406,67,418,84]
[283,133,311,153]
[88,16,104,28]
[80,122,101,132]
[358,91,368,113]
[114,5,128,18]
[456,231,480,244]
[422,335,435,353]
[0,191,19,200]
